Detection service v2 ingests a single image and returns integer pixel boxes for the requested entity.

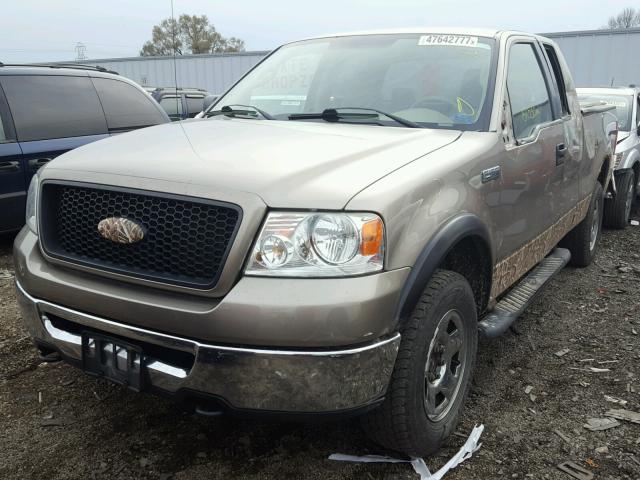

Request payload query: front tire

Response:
[604,169,636,229]
[361,270,477,457]
[561,182,603,267]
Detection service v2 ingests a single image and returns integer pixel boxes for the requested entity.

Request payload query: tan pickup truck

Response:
[14,28,615,456]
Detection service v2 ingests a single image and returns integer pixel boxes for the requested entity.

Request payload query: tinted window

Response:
[0,75,107,142]
[0,86,14,143]
[543,44,570,116]
[159,96,183,117]
[185,95,205,117]
[0,115,6,143]
[507,43,553,141]
[92,77,167,130]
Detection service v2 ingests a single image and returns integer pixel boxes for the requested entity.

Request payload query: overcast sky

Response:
[1,0,634,62]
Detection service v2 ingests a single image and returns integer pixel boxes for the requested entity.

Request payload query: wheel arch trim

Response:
[619,149,640,171]
[393,213,493,326]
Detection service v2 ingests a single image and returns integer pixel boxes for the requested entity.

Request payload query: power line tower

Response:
[74,42,87,62]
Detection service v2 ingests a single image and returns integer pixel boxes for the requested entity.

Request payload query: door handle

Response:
[28,157,52,170]
[0,160,20,173]
[556,143,567,166]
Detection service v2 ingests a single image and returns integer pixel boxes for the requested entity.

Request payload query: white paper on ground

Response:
[328,424,484,480]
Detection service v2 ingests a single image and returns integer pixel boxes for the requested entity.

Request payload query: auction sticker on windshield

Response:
[418,35,479,47]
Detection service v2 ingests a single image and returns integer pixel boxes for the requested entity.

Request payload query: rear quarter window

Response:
[92,77,167,131]
[0,75,107,142]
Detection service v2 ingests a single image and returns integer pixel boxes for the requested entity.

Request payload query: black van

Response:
[0,64,170,232]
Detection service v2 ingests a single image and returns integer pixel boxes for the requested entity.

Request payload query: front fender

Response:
[619,148,640,171]
[393,213,492,327]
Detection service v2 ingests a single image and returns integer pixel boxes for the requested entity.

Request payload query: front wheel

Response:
[561,182,603,267]
[604,169,636,229]
[361,270,477,457]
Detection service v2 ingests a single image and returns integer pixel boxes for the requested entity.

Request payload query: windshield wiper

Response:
[206,104,274,120]
[288,108,420,128]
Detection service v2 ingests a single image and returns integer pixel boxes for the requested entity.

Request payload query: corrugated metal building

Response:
[75,28,640,93]
[80,51,269,94]
[544,27,640,87]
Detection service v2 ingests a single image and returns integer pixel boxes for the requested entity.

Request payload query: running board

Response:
[478,248,571,338]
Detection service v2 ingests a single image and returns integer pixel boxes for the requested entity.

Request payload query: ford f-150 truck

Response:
[14,29,615,456]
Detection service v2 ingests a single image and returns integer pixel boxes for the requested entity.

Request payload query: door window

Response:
[0,112,6,143]
[506,43,553,142]
[543,45,570,117]
[92,77,167,130]
[0,75,107,141]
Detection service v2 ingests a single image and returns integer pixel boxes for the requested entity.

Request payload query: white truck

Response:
[578,86,640,227]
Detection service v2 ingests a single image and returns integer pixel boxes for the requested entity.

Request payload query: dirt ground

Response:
[1,211,639,480]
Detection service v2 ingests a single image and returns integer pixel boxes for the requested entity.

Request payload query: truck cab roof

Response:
[293,27,558,44]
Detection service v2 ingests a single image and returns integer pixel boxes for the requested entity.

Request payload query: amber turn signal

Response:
[360,217,384,256]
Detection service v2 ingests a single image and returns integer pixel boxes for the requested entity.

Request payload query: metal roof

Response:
[542,27,640,37]
[55,50,272,64]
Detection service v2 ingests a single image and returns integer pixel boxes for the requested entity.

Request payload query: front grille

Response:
[40,182,242,289]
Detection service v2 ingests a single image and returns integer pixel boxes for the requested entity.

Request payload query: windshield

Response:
[214,34,497,130]
[578,93,633,131]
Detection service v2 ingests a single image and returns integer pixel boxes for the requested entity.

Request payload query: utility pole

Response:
[74,42,87,62]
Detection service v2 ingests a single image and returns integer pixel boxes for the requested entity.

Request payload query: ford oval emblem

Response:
[97,217,145,245]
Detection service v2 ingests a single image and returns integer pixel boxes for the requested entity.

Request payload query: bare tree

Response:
[604,7,640,29]
[140,14,246,56]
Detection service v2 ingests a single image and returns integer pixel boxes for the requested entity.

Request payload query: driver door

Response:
[491,38,566,296]
[499,40,564,250]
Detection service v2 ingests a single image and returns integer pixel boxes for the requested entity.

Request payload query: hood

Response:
[46,118,461,209]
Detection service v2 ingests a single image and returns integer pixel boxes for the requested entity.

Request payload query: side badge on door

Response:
[481,166,501,183]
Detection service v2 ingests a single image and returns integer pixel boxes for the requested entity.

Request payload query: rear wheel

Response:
[604,169,636,229]
[561,182,603,267]
[361,270,477,457]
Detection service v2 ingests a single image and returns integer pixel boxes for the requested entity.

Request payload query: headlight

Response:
[25,174,39,234]
[245,212,384,277]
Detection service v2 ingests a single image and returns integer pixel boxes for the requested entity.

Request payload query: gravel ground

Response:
[1,210,639,480]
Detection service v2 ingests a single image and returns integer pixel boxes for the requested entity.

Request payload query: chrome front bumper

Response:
[16,280,400,413]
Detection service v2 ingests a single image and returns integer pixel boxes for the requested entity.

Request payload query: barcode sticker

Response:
[418,35,479,47]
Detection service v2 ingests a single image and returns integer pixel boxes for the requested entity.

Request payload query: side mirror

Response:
[202,95,219,112]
